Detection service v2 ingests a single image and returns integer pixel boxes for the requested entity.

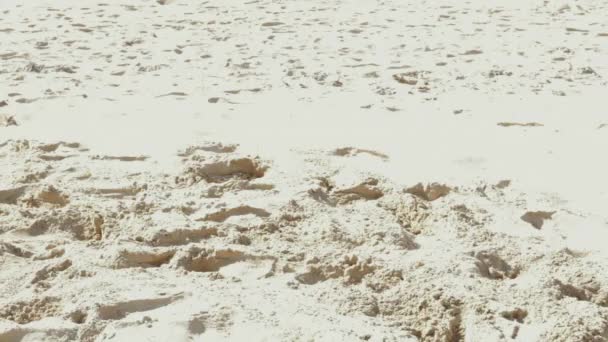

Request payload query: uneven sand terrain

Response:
[1,0,608,341]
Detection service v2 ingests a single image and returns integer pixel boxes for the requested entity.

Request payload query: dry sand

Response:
[1,0,608,341]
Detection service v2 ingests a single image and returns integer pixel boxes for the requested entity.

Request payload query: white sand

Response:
[1,0,608,341]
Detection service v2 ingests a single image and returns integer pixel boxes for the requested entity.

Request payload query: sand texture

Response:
[1,0,608,341]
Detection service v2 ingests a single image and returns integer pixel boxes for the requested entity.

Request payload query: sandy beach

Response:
[1,0,608,340]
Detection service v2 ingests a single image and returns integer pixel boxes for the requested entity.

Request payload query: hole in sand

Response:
[521,211,555,229]
[405,182,451,201]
